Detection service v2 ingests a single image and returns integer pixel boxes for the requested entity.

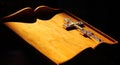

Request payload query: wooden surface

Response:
[3,6,118,64]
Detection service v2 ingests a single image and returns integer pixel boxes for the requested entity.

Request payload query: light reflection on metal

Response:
[64,18,102,43]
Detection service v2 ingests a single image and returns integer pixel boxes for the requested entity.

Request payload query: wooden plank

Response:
[3,6,118,64]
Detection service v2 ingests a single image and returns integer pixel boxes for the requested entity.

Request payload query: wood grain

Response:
[4,6,118,64]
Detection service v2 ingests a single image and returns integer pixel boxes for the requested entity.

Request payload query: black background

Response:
[0,0,120,65]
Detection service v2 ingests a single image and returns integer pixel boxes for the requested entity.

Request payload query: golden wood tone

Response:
[3,6,118,64]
